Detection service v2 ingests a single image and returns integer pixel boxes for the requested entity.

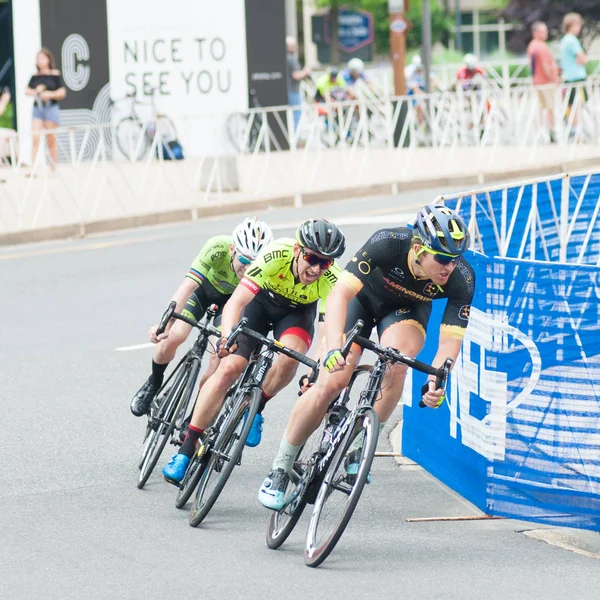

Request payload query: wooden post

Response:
[389,0,411,96]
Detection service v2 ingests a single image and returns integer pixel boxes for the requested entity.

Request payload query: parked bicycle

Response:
[137,301,220,489]
[111,88,178,162]
[265,319,453,568]
[178,318,318,526]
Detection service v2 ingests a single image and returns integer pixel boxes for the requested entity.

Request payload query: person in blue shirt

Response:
[560,12,588,126]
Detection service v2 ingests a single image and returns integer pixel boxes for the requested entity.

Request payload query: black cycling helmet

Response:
[413,204,470,256]
[329,68,339,78]
[296,218,346,259]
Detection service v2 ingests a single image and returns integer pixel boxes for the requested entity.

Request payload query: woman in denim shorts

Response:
[25,48,67,173]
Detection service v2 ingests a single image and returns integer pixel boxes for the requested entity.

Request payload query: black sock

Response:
[179,425,205,458]
[150,361,168,387]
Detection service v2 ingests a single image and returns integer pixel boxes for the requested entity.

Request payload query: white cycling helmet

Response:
[464,53,478,69]
[348,57,364,73]
[232,217,273,260]
[412,55,423,68]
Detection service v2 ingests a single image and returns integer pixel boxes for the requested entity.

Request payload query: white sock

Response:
[272,435,302,474]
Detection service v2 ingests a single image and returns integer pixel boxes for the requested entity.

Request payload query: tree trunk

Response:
[330,1,340,66]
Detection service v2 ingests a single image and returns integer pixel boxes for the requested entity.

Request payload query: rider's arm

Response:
[219,284,255,338]
[171,278,200,313]
[324,278,359,351]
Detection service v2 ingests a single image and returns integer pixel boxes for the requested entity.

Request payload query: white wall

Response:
[11,0,41,161]
[106,0,249,156]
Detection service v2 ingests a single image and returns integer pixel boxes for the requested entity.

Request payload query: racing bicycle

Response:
[266,319,453,567]
[179,318,318,526]
[137,301,220,489]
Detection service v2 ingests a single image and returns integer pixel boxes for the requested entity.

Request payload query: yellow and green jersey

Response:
[239,238,340,316]
[187,235,239,295]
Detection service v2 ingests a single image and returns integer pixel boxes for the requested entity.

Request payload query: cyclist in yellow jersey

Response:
[162,219,346,484]
[130,217,273,417]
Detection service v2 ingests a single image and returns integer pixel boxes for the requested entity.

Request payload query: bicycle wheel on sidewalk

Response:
[188,386,261,527]
[304,407,379,568]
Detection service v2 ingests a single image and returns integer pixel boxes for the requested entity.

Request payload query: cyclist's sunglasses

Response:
[301,249,333,270]
[236,253,252,266]
[422,246,459,265]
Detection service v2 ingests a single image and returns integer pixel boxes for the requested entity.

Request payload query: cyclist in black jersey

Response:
[259,204,475,510]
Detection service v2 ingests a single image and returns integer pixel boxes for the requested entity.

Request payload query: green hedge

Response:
[0,102,13,129]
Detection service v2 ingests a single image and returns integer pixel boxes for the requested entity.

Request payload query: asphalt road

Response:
[2,189,598,599]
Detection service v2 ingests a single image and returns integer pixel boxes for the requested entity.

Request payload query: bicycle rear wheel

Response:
[188,387,260,527]
[116,117,149,161]
[137,361,198,489]
[266,422,324,550]
[304,407,379,568]
[174,384,238,509]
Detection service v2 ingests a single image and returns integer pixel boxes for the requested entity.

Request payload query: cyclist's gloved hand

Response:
[323,349,345,373]
[421,381,445,409]
[297,373,311,396]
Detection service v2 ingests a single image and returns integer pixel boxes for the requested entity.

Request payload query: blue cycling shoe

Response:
[245,413,264,447]
[345,450,372,485]
[258,468,289,510]
[162,454,190,485]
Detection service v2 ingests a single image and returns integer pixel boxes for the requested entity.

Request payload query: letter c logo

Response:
[62,34,90,91]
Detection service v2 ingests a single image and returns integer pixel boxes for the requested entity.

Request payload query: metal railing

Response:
[1,81,599,237]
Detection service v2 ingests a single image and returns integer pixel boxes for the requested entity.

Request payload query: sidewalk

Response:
[388,415,600,560]
[1,144,598,245]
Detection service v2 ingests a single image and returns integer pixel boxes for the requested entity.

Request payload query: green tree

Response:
[504,0,600,52]
[316,0,451,60]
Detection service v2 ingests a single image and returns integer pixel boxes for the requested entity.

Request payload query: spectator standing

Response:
[560,13,587,131]
[527,21,559,142]
[0,87,16,177]
[25,48,66,174]
[286,36,311,134]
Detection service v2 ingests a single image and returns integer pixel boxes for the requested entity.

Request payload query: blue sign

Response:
[403,173,600,533]
[325,7,374,53]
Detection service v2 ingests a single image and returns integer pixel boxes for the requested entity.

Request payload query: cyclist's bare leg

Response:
[198,352,221,389]
[261,334,308,398]
[373,321,425,423]
[189,354,248,430]
[284,345,361,447]
[153,319,193,364]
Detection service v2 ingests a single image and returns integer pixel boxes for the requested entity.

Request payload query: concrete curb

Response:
[389,414,419,469]
[2,156,598,246]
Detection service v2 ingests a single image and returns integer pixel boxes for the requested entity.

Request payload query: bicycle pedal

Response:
[163,475,181,488]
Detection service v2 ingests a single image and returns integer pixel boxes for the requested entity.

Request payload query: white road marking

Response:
[115,342,154,351]
[270,212,414,231]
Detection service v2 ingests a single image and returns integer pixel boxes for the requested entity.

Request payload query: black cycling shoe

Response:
[130,378,160,417]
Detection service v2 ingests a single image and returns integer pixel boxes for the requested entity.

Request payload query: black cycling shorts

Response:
[181,280,230,327]
[345,296,431,341]
[233,292,316,360]
[566,81,588,105]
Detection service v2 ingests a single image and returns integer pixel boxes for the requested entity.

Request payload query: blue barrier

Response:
[404,172,600,531]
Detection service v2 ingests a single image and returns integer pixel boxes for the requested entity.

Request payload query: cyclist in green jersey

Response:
[162,219,346,484]
[130,217,273,417]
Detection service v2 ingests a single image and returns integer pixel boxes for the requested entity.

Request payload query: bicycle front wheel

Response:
[188,387,260,527]
[266,431,321,550]
[137,361,198,489]
[304,407,379,568]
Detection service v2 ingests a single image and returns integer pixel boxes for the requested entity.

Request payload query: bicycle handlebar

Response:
[156,301,221,338]
[225,319,318,371]
[342,319,453,408]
